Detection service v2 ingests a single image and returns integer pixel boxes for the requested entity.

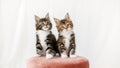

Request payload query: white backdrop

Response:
[0,0,120,68]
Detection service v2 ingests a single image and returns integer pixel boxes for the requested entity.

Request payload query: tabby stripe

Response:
[46,47,53,51]
[36,46,42,50]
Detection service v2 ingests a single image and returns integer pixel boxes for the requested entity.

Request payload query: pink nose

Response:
[45,26,47,28]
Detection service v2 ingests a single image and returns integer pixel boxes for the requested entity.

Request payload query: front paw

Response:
[70,55,77,58]
[36,49,43,56]
[61,54,68,58]
[46,54,53,59]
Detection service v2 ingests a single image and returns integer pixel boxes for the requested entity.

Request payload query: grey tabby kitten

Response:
[54,13,77,58]
[35,13,59,59]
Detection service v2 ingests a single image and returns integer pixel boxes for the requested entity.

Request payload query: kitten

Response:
[35,13,59,59]
[54,13,77,58]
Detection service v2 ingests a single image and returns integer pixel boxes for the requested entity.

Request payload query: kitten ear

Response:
[45,13,49,19]
[65,13,70,19]
[35,15,40,23]
[54,18,60,23]
[54,18,60,25]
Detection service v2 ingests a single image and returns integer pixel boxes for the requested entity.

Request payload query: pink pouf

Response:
[27,56,89,68]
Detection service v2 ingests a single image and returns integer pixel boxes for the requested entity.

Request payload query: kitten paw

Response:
[70,55,77,58]
[46,54,53,59]
[61,54,68,58]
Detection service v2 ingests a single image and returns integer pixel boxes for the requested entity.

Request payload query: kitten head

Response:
[35,13,52,31]
[54,13,73,33]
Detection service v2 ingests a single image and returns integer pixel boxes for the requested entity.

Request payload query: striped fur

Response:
[54,13,77,58]
[35,13,59,59]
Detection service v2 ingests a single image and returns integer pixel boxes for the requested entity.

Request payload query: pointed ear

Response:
[35,15,40,23]
[54,18,60,23]
[45,13,49,19]
[65,13,70,19]
[54,18,60,25]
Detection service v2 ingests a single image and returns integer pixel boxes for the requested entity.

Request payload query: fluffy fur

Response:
[35,13,59,59]
[54,13,77,58]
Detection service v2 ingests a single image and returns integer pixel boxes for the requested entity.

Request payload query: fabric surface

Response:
[27,56,89,68]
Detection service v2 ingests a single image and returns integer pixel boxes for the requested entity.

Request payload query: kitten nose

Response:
[45,26,47,28]
[45,25,48,28]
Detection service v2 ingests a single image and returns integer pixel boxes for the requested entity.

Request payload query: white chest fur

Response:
[37,30,50,51]
[61,30,74,49]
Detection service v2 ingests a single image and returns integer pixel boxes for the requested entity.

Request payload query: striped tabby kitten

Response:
[54,13,77,58]
[35,13,58,59]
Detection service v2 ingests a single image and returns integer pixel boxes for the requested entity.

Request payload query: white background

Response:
[0,0,120,68]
